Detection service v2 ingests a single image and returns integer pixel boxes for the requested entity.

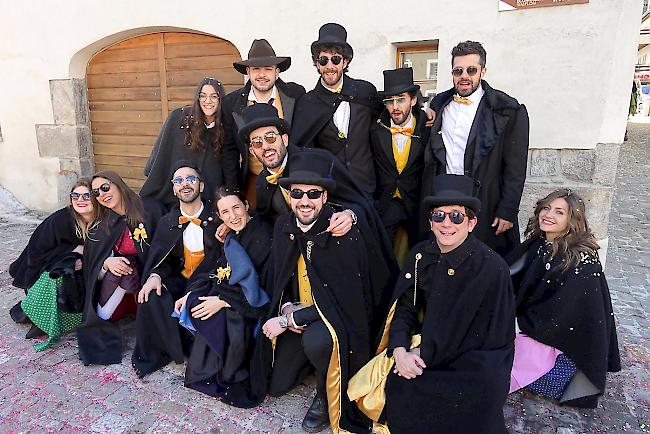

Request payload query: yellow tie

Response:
[265,166,285,185]
[328,86,342,94]
[453,95,472,105]
[178,216,201,226]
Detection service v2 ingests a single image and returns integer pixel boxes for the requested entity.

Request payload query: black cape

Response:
[383,235,515,434]
[506,238,621,408]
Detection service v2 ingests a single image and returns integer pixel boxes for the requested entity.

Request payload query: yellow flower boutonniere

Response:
[215,263,232,284]
[133,223,148,241]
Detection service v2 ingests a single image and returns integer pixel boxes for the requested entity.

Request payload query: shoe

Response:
[25,325,46,339]
[301,394,329,433]
[10,302,30,324]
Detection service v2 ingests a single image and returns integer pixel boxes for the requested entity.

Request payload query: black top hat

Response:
[233,39,291,74]
[377,68,420,97]
[422,174,481,214]
[279,148,337,193]
[310,23,354,60]
[237,103,289,144]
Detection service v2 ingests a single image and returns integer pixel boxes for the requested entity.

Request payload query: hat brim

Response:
[238,117,289,144]
[422,196,481,215]
[377,84,420,98]
[310,40,354,60]
[234,56,291,74]
[279,175,336,193]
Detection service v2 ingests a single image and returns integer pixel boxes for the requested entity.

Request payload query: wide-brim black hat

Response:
[279,148,337,193]
[377,67,420,97]
[310,23,353,60]
[238,103,289,144]
[422,174,481,214]
[233,39,291,74]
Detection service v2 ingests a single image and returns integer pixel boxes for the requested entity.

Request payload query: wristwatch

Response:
[278,315,289,329]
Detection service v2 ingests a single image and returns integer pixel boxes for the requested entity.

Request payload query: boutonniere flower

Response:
[133,223,148,241]
[215,264,232,284]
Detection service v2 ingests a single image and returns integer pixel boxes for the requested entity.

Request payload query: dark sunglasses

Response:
[171,175,200,185]
[290,188,325,200]
[91,181,112,197]
[429,210,467,224]
[250,131,280,149]
[316,55,343,66]
[70,192,91,201]
[451,66,480,77]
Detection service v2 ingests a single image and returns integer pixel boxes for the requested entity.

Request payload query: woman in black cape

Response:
[9,179,97,349]
[507,188,621,408]
[141,77,227,208]
[174,187,272,397]
[76,171,162,365]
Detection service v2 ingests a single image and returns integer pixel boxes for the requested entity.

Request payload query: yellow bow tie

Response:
[329,87,342,94]
[389,126,414,136]
[265,166,285,185]
[179,216,201,226]
[453,95,472,105]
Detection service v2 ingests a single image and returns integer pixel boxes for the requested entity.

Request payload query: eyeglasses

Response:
[70,192,91,201]
[429,210,467,224]
[250,131,281,148]
[198,93,219,102]
[451,66,480,77]
[289,188,325,200]
[316,55,343,66]
[382,96,408,106]
[91,181,112,197]
[172,175,200,185]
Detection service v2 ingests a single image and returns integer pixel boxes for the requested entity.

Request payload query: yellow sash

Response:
[297,254,314,306]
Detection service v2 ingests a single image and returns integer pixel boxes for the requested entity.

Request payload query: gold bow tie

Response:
[265,166,285,185]
[179,216,201,226]
[453,95,472,105]
[389,126,414,136]
[329,87,342,94]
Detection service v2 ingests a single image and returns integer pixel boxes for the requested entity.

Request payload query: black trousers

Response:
[269,320,333,397]
[382,198,419,249]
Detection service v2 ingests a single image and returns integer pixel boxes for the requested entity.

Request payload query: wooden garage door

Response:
[87,32,244,190]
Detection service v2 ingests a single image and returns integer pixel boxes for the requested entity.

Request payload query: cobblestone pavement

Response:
[0,123,648,433]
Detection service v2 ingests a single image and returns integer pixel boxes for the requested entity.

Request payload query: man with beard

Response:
[131,162,220,377]
[221,39,305,205]
[261,151,376,433]
[371,68,430,250]
[291,23,382,195]
[423,41,529,256]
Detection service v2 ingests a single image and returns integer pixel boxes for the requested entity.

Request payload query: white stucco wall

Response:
[0,0,641,210]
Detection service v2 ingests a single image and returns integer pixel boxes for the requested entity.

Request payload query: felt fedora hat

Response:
[377,67,420,97]
[233,39,291,74]
[422,174,481,214]
[310,23,353,60]
[237,103,289,144]
[279,148,336,193]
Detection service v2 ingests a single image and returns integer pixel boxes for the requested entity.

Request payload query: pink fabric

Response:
[509,333,563,393]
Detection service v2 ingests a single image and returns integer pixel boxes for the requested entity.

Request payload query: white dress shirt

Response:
[181,203,205,252]
[390,113,415,153]
[322,78,350,138]
[247,85,278,104]
[440,84,485,175]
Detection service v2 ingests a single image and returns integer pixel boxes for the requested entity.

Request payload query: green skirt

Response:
[21,272,82,351]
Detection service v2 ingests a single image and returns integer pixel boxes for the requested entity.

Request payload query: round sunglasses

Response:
[316,55,343,66]
[171,175,200,185]
[91,181,112,197]
[250,131,281,149]
[289,188,325,200]
[429,210,467,224]
[70,192,91,201]
[451,66,480,77]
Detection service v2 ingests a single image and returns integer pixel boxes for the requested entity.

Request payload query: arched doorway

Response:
[86,32,243,190]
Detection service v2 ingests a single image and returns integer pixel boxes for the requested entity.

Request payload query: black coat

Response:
[291,75,383,194]
[77,203,162,365]
[424,81,529,256]
[384,235,515,434]
[221,80,306,189]
[141,106,224,208]
[506,238,621,408]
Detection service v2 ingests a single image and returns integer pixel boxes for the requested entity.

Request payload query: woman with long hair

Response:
[141,77,227,207]
[9,179,98,350]
[507,188,621,408]
[173,187,272,398]
[76,171,162,365]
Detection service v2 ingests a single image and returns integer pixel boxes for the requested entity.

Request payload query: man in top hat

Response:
[291,22,382,195]
[221,39,306,204]
[371,67,431,250]
[349,174,515,434]
[422,40,529,256]
[259,150,379,433]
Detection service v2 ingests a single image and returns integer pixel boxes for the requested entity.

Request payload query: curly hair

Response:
[524,188,600,271]
[451,41,487,68]
[185,77,226,155]
[311,43,352,73]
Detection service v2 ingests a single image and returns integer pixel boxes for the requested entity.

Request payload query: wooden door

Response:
[87,32,243,190]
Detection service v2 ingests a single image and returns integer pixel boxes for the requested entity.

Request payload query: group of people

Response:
[8,22,620,434]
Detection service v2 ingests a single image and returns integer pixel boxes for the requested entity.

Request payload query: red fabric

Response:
[110,294,137,321]
[114,227,138,256]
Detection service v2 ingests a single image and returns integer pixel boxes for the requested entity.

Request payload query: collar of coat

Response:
[235,78,303,102]
[313,74,377,107]
[431,80,521,113]
[280,204,335,248]
[422,234,479,269]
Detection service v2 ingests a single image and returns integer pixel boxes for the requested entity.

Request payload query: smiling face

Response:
[70,185,93,217]
[452,54,486,97]
[248,125,288,170]
[92,177,123,214]
[539,197,570,241]
[199,84,219,120]
[216,194,250,232]
[290,183,327,227]
[172,166,203,204]
[316,49,348,88]
[246,66,280,93]
[430,205,477,253]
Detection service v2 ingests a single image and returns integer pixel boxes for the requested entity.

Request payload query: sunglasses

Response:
[316,55,343,66]
[70,192,91,201]
[451,66,480,77]
[429,210,467,224]
[289,188,325,200]
[382,96,408,106]
[91,181,112,197]
[171,175,200,185]
[198,93,219,103]
[250,131,281,149]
